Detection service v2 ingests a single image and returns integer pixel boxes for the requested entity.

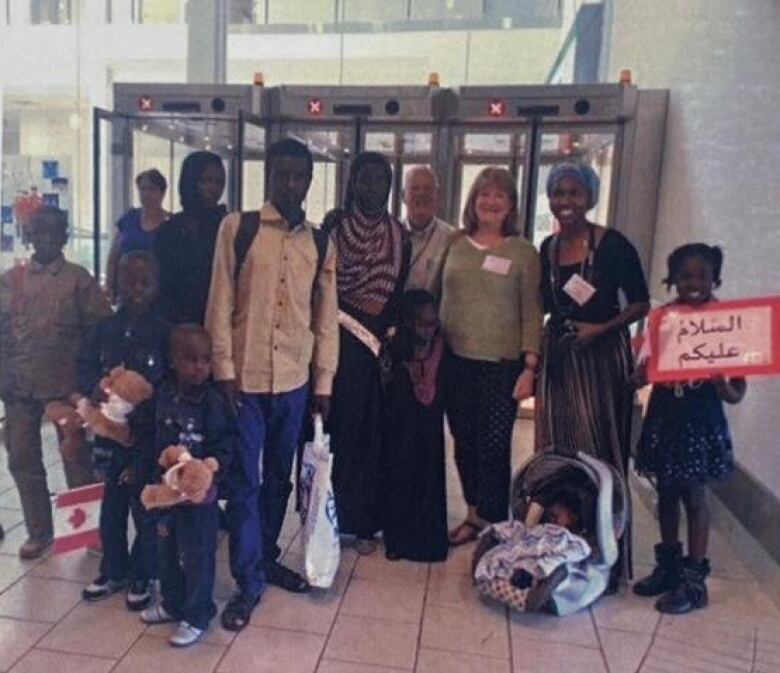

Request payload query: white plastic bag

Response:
[299,415,340,588]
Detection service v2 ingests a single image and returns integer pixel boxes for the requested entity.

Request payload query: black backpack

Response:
[232,211,329,289]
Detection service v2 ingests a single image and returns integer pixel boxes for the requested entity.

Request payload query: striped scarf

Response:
[336,209,404,317]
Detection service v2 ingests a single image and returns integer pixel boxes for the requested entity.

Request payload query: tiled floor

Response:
[1,421,779,673]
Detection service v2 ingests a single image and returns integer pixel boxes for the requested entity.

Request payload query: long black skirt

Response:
[328,328,384,538]
[381,365,448,562]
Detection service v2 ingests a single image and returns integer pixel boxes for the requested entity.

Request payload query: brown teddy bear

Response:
[140,444,219,510]
[78,366,154,447]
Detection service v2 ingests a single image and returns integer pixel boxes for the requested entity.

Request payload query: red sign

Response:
[307,98,324,116]
[647,296,780,382]
[138,95,153,112]
[488,99,507,117]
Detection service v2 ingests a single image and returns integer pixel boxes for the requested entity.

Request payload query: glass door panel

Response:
[531,128,617,247]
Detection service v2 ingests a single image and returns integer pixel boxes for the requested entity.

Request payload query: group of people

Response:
[0,137,746,646]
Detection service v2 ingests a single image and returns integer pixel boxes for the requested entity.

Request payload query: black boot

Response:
[633,543,682,597]
[655,557,710,614]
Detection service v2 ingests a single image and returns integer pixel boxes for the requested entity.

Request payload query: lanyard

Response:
[549,223,595,309]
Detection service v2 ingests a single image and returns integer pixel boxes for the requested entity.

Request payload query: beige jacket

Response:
[205,203,339,395]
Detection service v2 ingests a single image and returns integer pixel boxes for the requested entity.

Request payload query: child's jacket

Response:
[0,255,110,399]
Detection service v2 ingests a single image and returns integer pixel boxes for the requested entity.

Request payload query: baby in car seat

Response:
[472,474,597,612]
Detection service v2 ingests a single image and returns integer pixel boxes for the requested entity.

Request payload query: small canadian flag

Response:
[54,482,104,554]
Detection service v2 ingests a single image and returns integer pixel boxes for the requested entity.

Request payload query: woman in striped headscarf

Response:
[535,160,650,587]
[324,152,411,555]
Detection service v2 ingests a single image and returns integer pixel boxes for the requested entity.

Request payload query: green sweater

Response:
[435,234,543,361]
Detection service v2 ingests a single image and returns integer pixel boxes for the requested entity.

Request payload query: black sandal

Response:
[448,521,482,547]
[221,592,258,632]
[264,561,311,593]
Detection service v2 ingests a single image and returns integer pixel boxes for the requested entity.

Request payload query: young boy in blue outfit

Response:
[140,324,235,647]
[79,251,170,609]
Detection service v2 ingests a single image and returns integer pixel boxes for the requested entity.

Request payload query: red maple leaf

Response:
[68,507,87,530]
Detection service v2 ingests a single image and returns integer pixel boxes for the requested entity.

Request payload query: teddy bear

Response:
[78,366,154,447]
[140,444,219,510]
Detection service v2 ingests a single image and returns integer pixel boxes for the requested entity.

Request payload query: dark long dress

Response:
[327,213,410,539]
[535,227,649,577]
[381,337,448,562]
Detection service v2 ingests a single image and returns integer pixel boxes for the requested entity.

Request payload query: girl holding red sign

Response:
[634,243,746,615]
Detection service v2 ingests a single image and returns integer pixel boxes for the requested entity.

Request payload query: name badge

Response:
[562,273,597,306]
[482,255,512,276]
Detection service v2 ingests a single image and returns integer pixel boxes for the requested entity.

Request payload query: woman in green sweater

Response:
[432,167,543,546]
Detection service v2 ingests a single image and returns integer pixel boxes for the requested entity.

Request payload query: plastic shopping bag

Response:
[299,415,340,588]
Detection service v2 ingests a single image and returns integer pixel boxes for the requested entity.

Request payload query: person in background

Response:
[206,138,338,631]
[154,151,227,325]
[381,290,448,563]
[78,251,170,610]
[140,325,235,647]
[401,166,453,291]
[634,244,746,614]
[0,206,111,559]
[535,160,649,588]
[432,167,542,546]
[105,169,169,301]
[323,152,411,556]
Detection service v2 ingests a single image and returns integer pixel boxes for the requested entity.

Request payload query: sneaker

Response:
[82,576,127,601]
[169,621,204,647]
[126,579,152,611]
[19,537,52,560]
[140,604,176,625]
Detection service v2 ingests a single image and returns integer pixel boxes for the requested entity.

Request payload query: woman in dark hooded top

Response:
[323,152,411,556]
[154,151,227,324]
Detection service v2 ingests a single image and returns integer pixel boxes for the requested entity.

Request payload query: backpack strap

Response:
[233,211,261,284]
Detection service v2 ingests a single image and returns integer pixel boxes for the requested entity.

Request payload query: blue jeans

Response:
[99,452,156,583]
[158,503,218,629]
[226,385,308,599]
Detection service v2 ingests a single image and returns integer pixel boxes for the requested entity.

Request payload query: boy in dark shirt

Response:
[140,324,235,647]
[79,251,170,609]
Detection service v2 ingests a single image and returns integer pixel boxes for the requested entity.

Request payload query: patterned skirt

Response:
[535,325,635,577]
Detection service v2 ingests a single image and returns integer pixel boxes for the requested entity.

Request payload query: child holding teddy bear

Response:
[139,323,236,647]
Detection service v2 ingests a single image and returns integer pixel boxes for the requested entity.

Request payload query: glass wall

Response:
[0,0,594,274]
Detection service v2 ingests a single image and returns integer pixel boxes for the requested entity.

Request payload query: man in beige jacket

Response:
[205,138,338,631]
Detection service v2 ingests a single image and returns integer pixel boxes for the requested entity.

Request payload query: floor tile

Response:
[250,584,341,634]
[0,577,81,622]
[317,661,409,673]
[30,549,101,583]
[656,614,754,662]
[218,625,325,673]
[0,556,34,594]
[511,635,608,673]
[428,543,474,577]
[426,570,484,609]
[415,648,510,673]
[113,634,226,673]
[341,578,424,624]
[8,649,115,673]
[353,554,429,587]
[591,590,660,634]
[421,603,509,659]
[213,561,235,601]
[39,602,145,658]
[509,608,600,649]
[643,635,752,673]
[0,617,50,673]
[0,522,31,552]
[0,508,24,531]
[325,614,419,670]
[0,488,22,510]
[599,628,652,673]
